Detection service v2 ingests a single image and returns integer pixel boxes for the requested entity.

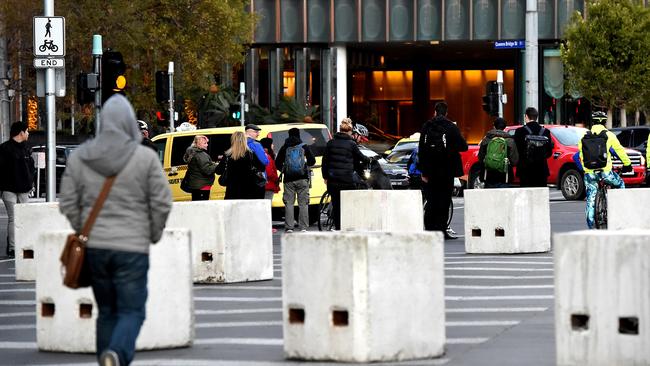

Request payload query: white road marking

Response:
[0,288,34,293]
[446,337,489,344]
[0,300,35,305]
[0,281,34,285]
[195,338,283,346]
[0,259,15,263]
[446,285,553,290]
[445,267,553,272]
[445,261,552,265]
[195,320,519,328]
[444,255,552,259]
[0,324,34,330]
[446,320,519,327]
[446,307,548,313]
[194,297,282,302]
[446,295,554,301]
[197,321,282,328]
[0,274,15,277]
[0,341,35,349]
[196,308,281,315]
[194,286,281,291]
[0,311,34,318]
[446,275,553,279]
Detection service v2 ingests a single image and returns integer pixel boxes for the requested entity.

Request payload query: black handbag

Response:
[180,174,192,193]
[217,157,229,186]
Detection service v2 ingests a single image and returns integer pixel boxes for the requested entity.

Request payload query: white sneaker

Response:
[300,229,307,232]
[285,229,294,233]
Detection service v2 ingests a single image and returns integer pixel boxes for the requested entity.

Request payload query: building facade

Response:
[245,0,587,142]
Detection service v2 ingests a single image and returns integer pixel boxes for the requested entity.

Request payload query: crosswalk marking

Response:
[0,312,34,318]
[445,285,553,290]
[0,300,35,306]
[194,286,281,291]
[446,307,548,313]
[446,295,554,301]
[444,255,552,259]
[196,308,281,315]
[444,261,552,265]
[445,267,553,272]
[194,297,282,302]
[446,275,553,279]
[0,288,34,293]
[446,320,519,327]
[0,324,34,330]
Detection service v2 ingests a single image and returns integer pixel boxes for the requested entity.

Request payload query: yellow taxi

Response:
[151,123,331,221]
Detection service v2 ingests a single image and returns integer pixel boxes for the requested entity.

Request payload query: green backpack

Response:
[484,137,509,173]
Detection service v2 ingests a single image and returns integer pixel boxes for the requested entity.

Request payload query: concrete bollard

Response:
[340,190,423,232]
[166,200,273,283]
[282,231,445,362]
[608,188,650,230]
[36,229,194,353]
[464,187,550,253]
[554,230,650,366]
[14,202,72,281]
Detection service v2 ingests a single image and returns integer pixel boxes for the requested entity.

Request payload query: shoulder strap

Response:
[538,127,546,136]
[79,176,117,238]
[524,125,533,135]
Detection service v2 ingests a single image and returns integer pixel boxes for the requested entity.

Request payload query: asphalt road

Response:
[0,188,586,365]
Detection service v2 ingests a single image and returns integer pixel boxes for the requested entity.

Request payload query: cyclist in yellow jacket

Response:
[578,111,632,229]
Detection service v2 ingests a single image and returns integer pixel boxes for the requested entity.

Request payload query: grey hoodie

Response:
[59,95,172,253]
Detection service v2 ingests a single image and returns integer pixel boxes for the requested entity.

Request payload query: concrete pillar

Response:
[282,231,445,362]
[608,188,650,230]
[333,45,347,131]
[525,0,539,110]
[464,188,551,253]
[340,190,423,232]
[36,229,194,352]
[554,230,650,366]
[268,48,283,110]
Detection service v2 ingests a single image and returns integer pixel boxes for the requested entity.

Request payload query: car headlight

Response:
[641,155,646,167]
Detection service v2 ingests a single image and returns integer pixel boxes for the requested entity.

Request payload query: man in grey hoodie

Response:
[59,95,172,366]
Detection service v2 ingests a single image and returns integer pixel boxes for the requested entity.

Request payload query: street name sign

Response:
[494,40,525,49]
[34,58,65,68]
[33,16,65,57]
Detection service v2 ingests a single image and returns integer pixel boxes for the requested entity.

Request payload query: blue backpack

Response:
[284,143,307,176]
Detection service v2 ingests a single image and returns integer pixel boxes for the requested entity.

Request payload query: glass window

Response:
[153,139,166,165]
[171,136,196,166]
[632,129,650,148]
[268,128,330,157]
[551,127,587,146]
[612,130,632,147]
[207,134,233,161]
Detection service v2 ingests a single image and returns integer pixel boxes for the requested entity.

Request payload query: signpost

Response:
[33,2,64,202]
[494,40,525,49]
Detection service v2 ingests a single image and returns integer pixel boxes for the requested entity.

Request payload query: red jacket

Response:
[264,152,280,193]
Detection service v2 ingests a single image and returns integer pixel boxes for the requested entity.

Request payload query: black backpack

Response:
[524,126,550,163]
[423,121,447,156]
[581,130,608,169]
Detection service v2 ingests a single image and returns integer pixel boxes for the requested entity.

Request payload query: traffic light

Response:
[229,102,241,120]
[482,81,500,116]
[76,72,94,105]
[155,70,170,103]
[102,51,127,104]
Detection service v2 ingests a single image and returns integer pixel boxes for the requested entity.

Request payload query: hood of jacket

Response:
[77,95,142,177]
[183,146,204,163]
[283,135,303,147]
[485,129,512,139]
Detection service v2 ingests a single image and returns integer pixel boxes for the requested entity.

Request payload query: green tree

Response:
[561,0,650,127]
[0,0,255,128]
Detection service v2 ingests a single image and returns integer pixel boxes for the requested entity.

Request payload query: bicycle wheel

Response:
[51,44,59,52]
[39,44,46,52]
[318,191,333,231]
[594,187,608,229]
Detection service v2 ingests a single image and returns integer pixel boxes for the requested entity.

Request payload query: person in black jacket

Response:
[276,128,316,232]
[0,122,34,258]
[322,118,370,230]
[417,102,468,239]
[513,107,554,187]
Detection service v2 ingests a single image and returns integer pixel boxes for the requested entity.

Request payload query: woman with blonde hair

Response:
[183,135,217,201]
[321,118,369,230]
[216,131,266,199]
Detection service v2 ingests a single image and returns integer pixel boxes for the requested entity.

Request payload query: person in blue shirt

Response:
[244,124,269,199]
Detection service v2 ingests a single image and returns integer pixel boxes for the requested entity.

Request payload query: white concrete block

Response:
[282,231,445,362]
[166,200,273,283]
[554,230,650,366]
[340,190,423,232]
[608,188,650,230]
[14,202,72,281]
[36,229,194,353]
[464,188,550,253]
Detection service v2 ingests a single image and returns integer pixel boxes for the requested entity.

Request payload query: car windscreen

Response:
[551,127,587,146]
[267,128,329,157]
[359,146,388,164]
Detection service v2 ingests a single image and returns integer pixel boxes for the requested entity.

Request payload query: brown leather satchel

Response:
[60,176,116,289]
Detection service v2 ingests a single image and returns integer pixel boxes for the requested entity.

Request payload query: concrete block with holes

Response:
[14,202,72,281]
[166,200,273,283]
[608,188,650,230]
[340,190,423,232]
[554,230,650,366]
[282,231,445,362]
[36,229,194,352]
[464,187,550,253]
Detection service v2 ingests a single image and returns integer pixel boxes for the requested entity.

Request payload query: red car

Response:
[461,125,646,200]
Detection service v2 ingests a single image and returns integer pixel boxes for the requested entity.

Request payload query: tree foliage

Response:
[0,0,255,125]
[561,0,650,118]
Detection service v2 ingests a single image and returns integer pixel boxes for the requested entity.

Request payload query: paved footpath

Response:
[0,190,581,365]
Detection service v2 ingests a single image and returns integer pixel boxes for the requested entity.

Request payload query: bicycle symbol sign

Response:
[33,16,65,57]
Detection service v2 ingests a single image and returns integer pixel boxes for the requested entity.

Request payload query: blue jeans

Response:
[584,171,624,229]
[86,248,149,365]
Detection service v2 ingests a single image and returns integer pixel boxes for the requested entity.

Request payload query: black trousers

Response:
[422,175,454,232]
[191,190,210,201]
[327,182,358,230]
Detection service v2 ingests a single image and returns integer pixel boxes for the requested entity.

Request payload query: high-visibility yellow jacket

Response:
[578,124,630,174]
[647,133,650,168]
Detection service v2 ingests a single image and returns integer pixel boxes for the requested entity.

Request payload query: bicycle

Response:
[318,191,334,231]
[593,167,624,229]
[38,40,58,52]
